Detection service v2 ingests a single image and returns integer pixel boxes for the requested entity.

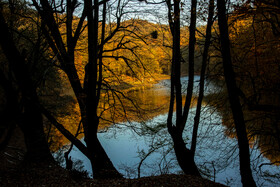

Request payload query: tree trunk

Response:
[90,134,122,178]
[84,0,122,178]
[173,0,182,122]
[217,0,256,186]
[0,70,18,151]
[0,9,53,162]
[20,101,53,162]
[166,0,201,176]
[191,0,214,156]
[181,0,197,126]
[171,131,201,176]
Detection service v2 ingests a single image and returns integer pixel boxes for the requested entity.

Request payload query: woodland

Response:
[0,0,280,186]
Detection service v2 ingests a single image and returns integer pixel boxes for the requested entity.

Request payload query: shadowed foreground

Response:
[0,127,226,187]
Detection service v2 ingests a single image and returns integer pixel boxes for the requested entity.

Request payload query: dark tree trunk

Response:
[181,0,197,126]
[166,0,201,177]
[90,134,122,178]
[171,131,201,176]
[217,0,256,186]
[0,8,53,162]
[191,0,214,155]
[173,0,182,122]
[20,101,53,162]
[84,0,122,178]
[0,70,18,151]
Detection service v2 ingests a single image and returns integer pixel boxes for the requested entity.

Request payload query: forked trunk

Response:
[171,132,201,176]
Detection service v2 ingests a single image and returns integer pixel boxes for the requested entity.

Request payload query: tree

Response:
[30,0,124,178]
[216,0,256,186]
[0,2,53,162]
[32,0,151,178]
[191,0,214,156]
[165,0,200,176]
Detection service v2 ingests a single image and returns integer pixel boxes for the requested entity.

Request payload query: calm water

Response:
[58,76,280,186]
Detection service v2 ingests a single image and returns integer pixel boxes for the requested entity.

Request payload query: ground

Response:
[0,125,226,186]
[1,165,226,186]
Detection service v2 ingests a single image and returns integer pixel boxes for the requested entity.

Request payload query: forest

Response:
[0,0,279,186]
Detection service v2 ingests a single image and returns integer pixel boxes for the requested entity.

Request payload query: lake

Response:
[56,76,280,186]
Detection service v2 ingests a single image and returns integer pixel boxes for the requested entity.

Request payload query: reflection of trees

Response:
[246,110,280,166]
[203,1,280,177]
[50,85,172,151]
[206,88,280,167]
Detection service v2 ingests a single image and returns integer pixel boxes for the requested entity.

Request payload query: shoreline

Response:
[111,74,170,93]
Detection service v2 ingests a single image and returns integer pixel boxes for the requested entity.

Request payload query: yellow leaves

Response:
[229,17,252,39]
[74,51,86,84]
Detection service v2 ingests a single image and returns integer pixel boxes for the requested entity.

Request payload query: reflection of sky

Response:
[63,78,279,186]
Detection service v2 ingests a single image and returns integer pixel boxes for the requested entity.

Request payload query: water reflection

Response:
[54,76,280,186]
[66,106,279,186]
[203,79,280,163]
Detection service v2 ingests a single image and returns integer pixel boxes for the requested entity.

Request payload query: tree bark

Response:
[217,0,256,186]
